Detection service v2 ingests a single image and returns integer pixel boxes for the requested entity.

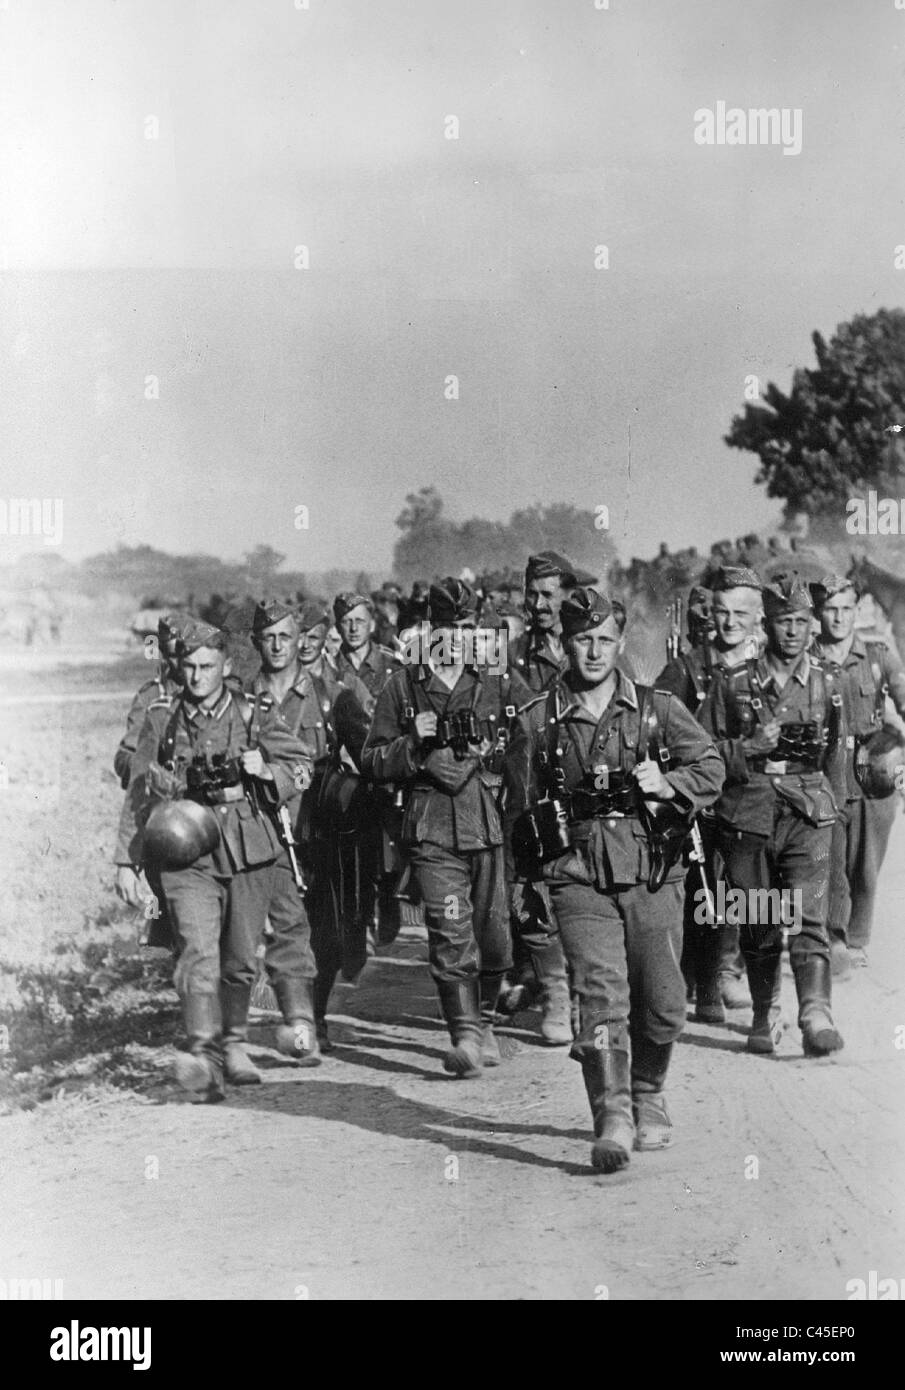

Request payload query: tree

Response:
[725,309,905,519]
[242,544,286,596]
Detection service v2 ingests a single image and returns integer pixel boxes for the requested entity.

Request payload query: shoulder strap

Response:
[865,641,889,723]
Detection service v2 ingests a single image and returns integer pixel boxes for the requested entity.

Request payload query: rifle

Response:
[276,803,307,896]
[666,598,684,662]
[688,820,723,925]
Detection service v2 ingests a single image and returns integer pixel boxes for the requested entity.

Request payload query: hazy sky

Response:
[1,0,903,572]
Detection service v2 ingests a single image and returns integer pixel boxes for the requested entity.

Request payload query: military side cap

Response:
[177,619,228,655]
[428,577,478,625]
[333,591,374,622]
[573,567,598,586]
[252,597,297,634]
[762,571,813,616]
[525,550,577,585]
[158,612,191,645]
[711,565,763,593]
[297,598,330,632]
[810,573,858,608]
[560,586,617,637]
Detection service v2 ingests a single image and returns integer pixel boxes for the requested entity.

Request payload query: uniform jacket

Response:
[362,663,524,852]
[115,685,309,875]
[503,670,725,889]
[699,651,847,835]
[334,642,400,713]
[114,671,182,788]
[507,628,569,694]
[810,634,905,800]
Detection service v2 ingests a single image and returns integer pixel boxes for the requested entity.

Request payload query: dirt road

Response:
[3,818,904,1301]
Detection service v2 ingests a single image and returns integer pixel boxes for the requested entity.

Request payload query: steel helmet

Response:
[143,799,221,868]
[855,724,905,800]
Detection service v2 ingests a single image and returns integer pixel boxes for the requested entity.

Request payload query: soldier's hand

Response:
[413,712,438,744]
[633,758,675,799]
[115,866,146,909]
[744,719,781,756]
[240,748,272,779]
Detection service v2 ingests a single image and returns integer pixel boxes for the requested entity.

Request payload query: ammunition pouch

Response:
[769,772,837,828]
[512,798,574,875]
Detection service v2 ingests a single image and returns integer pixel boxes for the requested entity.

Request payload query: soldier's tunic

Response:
[362,663,518,981]
[115,686,310,1000]
[507,628,568,695]
[811,634,905,950]
[334,641,400,714]
[699,653,845,968]
[503,672,724,1051]
[655,645,717,714]
[114,672,181,789]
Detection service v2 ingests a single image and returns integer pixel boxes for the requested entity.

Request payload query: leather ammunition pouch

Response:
[512,798,574,875]
[770,772,837,828]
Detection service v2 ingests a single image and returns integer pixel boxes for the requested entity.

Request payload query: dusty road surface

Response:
[3,819,904,1302]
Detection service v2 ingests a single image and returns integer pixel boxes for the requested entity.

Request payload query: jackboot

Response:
[479,972,505,1067]
[220,982,262,1085]
[437,977,483,1078]
[719,920,751,1008]
[274,976,322,1067]
[313,967,337,1054]
[173,993,225,1102]
[576,1021,635,1174]
[793,955,844,1057]
[527,935,573,1045]
[631,1036,674,1151]
[694,922,726,1026]
[744,952,784,1055]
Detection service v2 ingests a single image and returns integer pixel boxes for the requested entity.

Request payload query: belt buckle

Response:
[764,759,787,775]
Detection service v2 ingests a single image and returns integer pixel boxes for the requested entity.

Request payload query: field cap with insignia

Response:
[525,550,578,586]
[177,619,229,655]
[297,598,330,632]
[810,573,858,608]
[333,591,374,622]
[711,564,763,593]
[158,612,192,646]
[428,577,478,625]
[252,597,297,634]
[762,571,813,616]
[560,587,621,637]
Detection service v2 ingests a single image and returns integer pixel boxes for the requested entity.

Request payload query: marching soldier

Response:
[657,566,766,1020]
[265,597,373,1052]
[113,620,312,1101]
[332,591,400,710]
[810,574,905,972]
[500,551,580,1044]
[246,598,328,1069]
[333,590,403,944]
[114,614,189,789]
[362,578,518,1077]
[699,573,847,1058]
[503,588,724,1173]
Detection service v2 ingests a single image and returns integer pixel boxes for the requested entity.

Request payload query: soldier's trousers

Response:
[681,815,743,989]
[714,806,832,964]
[264,855,317,982]
[547,876,687,1050]
[827,794,897,950]
[160,860,276,999]
[408,842,512,982]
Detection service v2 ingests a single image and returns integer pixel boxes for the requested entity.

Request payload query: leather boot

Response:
[437,977,483,1078]
[745,952,784,1055]
[313,967,337,1054]
[694,922,726,1025]
[173,993,225,1102]
[719,920,751,1008]
[631,1036,674,1151]
[274,976,322,1067]
[576,1021,635,1174]
[793,955,844,1056]
[479,972,505,1067]
[528,936,573,1045]
[221,982,262,1085]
